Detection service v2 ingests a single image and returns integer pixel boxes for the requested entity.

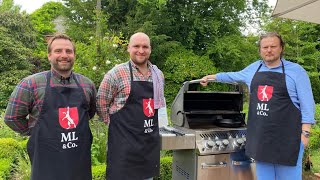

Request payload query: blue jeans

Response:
[256,142,304,180]
[144,178,153,180]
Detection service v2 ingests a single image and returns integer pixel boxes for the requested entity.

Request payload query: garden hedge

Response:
[91,156,173,180]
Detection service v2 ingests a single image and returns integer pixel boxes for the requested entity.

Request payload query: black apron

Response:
[106,63,160,180]
[27,72,93,180]
[246,61,301,166]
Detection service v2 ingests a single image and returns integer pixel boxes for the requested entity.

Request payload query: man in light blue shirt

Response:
[201,32,315,180]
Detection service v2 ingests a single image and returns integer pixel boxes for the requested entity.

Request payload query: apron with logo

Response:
[246,61,302,166]
[106,63,160,180]
[27,72,93,180]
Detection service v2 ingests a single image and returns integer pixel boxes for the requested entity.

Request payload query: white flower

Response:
[105,60,111,65]
[112,44,118,48]
[92,66,97,71]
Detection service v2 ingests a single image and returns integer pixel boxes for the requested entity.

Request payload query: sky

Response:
[14,0,59,13]
[15,0,278,14]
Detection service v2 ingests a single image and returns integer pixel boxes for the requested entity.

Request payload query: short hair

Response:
[47,33,76,53]
[258,32,285,57]
[258,32,285,49]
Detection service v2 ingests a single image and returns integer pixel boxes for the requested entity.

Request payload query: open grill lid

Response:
[170,79,246,129]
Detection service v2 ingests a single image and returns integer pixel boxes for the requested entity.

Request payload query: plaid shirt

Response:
[96,61,164,125]
[4,70,97,135]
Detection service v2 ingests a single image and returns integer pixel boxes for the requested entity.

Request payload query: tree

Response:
[30,1,66,72]
[0,8,37,108]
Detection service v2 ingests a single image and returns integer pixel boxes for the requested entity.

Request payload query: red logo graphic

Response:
[143,98,155,117]
[257,85,273,101]
[59,107,79,129]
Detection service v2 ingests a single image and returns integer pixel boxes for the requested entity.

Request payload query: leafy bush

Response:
[155,156,172,180]
[92,164,106,180]
[90,118,108,165]
[0,138,23,180]
[0,158,12,179]
[0,138,22,159]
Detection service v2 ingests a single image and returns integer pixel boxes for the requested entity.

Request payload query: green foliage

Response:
[62,0,99,42]
[0,112,26,140]
[30,1,66,72]
[90,119,108,165]
[92,164,106,180]
[207,34,260,72]
[155,156,172,180]
[73,32,128,86]
[0,0,20,12]
[163,44,215,103]
[0,138,22,159]
[0,158,12,179]
[310,149,320,173]
[0,10,36,108]
[308,128,320,152]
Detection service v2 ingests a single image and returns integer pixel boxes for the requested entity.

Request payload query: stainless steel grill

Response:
[160,80,256,180]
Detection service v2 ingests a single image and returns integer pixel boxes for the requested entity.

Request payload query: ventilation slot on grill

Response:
[176,165,190,180]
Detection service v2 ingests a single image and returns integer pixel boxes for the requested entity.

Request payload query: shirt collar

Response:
[260,58,286,69]
[129,60,152,69]
[51,69,73,84]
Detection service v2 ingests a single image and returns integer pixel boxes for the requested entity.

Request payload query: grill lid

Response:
[171,79,245,129]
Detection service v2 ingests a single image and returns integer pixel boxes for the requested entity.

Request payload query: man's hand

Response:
[200,75,216,86]
[301,134,309,148]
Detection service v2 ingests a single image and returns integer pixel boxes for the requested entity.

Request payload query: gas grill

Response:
[160,79,256,180]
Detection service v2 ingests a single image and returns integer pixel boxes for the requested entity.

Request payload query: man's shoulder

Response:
[283,59,305,71]
[22,71,48,83]
[108,62,130,74]
[73,72,95,85]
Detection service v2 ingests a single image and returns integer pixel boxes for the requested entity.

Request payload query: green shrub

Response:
[93,156,173,180]
[155,156,172,180]
[0,138,22,159]
[309,128,320,151]
[0,138,24,179]
[92,164,106,180]
[0,158,12,180]
[90,119,108,165]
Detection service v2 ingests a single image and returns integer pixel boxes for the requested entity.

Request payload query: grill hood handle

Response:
[183,79,243,93]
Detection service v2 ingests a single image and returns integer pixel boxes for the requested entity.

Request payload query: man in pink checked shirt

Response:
[96,32,165,180]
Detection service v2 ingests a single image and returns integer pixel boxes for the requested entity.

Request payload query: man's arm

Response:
[4,78,32,135]
[96,72,117,125]
[296,68,315,147]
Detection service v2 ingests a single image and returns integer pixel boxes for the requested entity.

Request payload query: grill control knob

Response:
[215,140,222,146]
[206,140,215,149]
[242,137,246,143]
[222,139,229,146]
[236,138,244,145]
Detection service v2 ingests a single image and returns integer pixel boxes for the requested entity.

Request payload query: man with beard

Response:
[4,33,96,180]
[200,32,315,180]
[97,32,165,180]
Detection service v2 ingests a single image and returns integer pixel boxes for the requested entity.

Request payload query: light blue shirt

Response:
[216,59,315,124]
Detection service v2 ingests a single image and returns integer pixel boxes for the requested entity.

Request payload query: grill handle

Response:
[232,158,255,166]
[201,162,227,169]
[183,79,242,93]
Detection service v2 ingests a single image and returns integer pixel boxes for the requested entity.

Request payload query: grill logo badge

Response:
[59,106,79,129]
[143,98,155,117]
[257,85,273,101]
